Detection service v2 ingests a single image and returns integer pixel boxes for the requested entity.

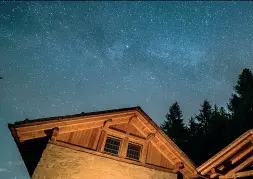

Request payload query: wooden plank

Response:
[223,154,253,178]
[19,130,53,142]
[59,122,103,134]
[17,117,131,142]
[106,128,146,144]
[219,170,253,179]
[126,115,137,134]
[16,113,135,134]
[96,130,107,152]
[210,173,218,178]
[198,131,253,174]
[51,127,59,142]
[89,128,101,149]
[140,142,149,164]
[200,136,253,175]
[150,140,175,165]
[234,170,253,178]
[146,142,174,169]
[119,137,129,158]
[230,145,253,164]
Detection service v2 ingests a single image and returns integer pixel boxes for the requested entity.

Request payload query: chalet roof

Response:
[197,129,253,179]
[11,106,139,126]
[9,106,198,179]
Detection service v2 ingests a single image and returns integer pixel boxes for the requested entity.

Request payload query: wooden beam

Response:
[210,173,218,178]
[219,170,253,179]
[17,116,134,142]
[96,130,107,152]
[18,122,103,142]
[102,119,112,129]
[234,170,253,178]
[51,127,59,142]
[146,133,156,142]
[200,135,253,175]
[223,154,253,178]
[59,121,103,134]
[119,137,129,158]
[140,142,149,164]
[19,130,53,142]
[16,113,136,134]
[106,128,146,144]
[138,112,197,175]
[126,115,137,134]
[230,145,253,164]
[173,162,184,172]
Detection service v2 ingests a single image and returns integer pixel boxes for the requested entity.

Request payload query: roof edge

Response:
[9,106,141,128]
[136,107,197,173]
[197,129,253,172]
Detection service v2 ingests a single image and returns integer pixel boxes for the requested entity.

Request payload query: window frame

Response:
[126,142,142,161]
[103,136,121,156]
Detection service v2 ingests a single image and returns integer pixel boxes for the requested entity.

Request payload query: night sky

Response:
[1,1,253,178]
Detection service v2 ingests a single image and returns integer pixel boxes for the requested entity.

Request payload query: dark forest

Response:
[161,68,253,166]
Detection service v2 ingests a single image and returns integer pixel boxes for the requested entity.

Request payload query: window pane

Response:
[127,143,141,160]
[104,137,120,156]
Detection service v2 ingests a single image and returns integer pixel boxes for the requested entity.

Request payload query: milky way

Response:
[1,2,253,178]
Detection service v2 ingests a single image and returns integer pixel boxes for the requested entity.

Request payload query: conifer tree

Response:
[160,102,187,149]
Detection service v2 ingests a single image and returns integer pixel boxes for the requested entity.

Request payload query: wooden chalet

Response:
[9,106,198,179]
[197,129,253,179]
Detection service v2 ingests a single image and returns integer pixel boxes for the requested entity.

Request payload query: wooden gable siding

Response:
[146,142,173,169]
[56,125,173,169]
[57,128,101,150]
[110,123,146,138]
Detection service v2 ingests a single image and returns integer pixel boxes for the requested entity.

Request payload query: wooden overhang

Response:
[197,129,253,179]
[8,106,198,179]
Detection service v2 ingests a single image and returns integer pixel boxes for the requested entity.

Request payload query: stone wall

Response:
[32,143,177,179]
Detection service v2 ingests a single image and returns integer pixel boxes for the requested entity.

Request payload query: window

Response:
[103,137,121,156]
[126,143,141,160]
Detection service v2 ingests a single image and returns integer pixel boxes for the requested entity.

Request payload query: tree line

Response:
[160,68,253,166]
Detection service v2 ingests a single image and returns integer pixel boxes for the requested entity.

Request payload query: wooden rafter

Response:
[234,170,253,178]
[136,113,197,176]
[17,116,136,142]
[230,145,253,164]
[220,154,253,179]
[198,130,253,175]
[16,113,136,134]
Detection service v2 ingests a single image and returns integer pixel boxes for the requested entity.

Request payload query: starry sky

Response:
[1,1,253,178]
